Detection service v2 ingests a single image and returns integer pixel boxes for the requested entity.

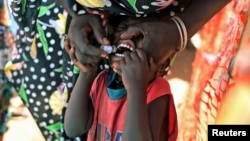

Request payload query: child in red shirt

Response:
[64,16,178,141]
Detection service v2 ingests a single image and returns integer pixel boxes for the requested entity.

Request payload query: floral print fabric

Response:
[6,0,71,140]
[74,0,191,17]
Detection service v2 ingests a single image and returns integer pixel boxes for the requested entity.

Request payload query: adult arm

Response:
[121,0,231,52]
[179,0,231,38]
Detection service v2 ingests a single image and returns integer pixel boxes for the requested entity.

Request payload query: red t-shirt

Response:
[87,70,178,141]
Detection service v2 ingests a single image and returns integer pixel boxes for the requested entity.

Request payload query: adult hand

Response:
[120,19,179,64]
[120,49,157,90]
[64,38,97,74]
[67,14,110,67]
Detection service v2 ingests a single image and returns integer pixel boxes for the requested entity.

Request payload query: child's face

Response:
[109,39,136,73]
[108,17,176,74]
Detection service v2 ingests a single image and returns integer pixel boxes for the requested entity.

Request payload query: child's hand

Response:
[67,15,110,65]
[120,49,157,90]
[64,39,98,74]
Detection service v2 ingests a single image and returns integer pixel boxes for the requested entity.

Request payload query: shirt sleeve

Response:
[146,77,172,104]
[146,77,178,141]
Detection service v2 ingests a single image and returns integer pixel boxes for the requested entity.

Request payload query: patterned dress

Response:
[72,0,190,16]
[5,0,70,140]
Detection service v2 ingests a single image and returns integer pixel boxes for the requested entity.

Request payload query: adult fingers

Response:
[89,16,110,45]
[64,38,71,53]
[68,29,107,63]
[85,44,108,59]
[80,26,108,58]
[68,24,90,54]
[120,25,144,40]
[74,46,101,64]
[68,21,105,59]
[70,47,94,72]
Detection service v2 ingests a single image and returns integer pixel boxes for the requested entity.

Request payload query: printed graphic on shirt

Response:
[96,123,123,141]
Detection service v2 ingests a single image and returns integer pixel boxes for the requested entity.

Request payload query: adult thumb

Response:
[90,17,110,45]
[120,26,144,40]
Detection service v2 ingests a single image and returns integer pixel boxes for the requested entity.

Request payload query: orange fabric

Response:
[177,1,249,141]
[216,74,250,124]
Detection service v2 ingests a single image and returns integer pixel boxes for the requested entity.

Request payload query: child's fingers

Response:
[111,62,122,75]
[124,52,132,63]
[149,57,157,72]
[116,68,122,75]
[113,67,122,75]
[120,58,126,68]
[130,51,140,61]
[135,49,147,61]
[73,59,93,73]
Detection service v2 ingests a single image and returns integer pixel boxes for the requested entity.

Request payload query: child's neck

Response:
[108,70,124,89]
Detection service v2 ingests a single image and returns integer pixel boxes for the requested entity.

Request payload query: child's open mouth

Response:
[114,40,135,58]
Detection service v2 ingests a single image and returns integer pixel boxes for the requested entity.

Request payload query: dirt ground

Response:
[2,44,196,141]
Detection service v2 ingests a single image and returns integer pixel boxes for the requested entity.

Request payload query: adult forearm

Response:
[180,0,231,38]
[64,73,94,137]
[123,87,152,141]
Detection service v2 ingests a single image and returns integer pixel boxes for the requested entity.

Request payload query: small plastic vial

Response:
[100,45,117,54]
